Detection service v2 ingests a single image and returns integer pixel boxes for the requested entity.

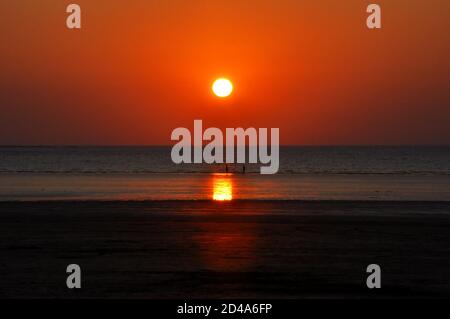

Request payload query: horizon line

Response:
[1,144,449,147]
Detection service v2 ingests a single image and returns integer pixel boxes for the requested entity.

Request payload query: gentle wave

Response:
[1,146,449,176]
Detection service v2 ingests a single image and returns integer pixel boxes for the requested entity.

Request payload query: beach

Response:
[1,146,449,298]
[1,0,449,307]
[1,200,449,298]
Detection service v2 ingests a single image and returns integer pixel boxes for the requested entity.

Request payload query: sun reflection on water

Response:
[212,174,233,201]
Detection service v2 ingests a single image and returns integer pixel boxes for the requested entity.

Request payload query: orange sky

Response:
[0,0,449,145]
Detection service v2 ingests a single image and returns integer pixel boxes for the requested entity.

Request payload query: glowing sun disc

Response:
[212,78,233,98]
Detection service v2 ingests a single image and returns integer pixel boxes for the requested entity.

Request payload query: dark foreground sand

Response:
[0,201,449,298]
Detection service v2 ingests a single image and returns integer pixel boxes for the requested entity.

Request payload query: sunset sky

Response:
[0,0,449,145]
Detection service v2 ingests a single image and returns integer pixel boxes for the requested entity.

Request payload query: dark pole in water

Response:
[243,164,246,174]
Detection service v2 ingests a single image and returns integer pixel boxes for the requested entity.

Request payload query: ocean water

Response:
[1,146,449,175]
[0,146,449,201]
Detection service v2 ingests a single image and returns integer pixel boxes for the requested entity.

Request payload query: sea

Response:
[0,146,449,201]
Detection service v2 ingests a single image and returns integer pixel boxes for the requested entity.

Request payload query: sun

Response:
[212,78,233,98]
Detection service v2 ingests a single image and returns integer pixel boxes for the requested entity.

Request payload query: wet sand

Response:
[1,173,449,201]
[0,200,449,298]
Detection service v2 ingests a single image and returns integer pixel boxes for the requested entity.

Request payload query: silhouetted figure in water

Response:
[243,164,246,174]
